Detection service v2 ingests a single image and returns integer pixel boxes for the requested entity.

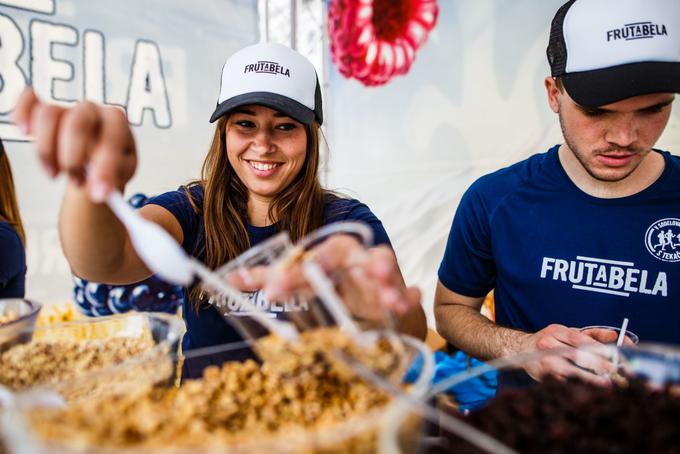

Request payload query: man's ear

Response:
[545,77,560,113]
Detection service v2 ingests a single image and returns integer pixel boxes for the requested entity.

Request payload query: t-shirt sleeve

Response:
[338,200,392,247]
[145,186,201,254]
[0,225,24,289]
[438,183,496,298]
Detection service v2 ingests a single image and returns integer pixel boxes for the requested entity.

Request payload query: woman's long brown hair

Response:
[0,146,26,246]
[185,116,327,306]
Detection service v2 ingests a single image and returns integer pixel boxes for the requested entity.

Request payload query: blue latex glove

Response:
[405,350,497,412]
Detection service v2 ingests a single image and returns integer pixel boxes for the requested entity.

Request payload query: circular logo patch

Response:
[645,218,680,262]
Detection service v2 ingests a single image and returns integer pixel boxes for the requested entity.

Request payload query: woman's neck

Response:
[247,194,274,227]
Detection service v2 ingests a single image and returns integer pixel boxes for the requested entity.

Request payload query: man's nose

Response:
[605,114,638,148]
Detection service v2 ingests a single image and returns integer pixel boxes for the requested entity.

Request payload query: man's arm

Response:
[434,281,614,383]
[434,281,526,360]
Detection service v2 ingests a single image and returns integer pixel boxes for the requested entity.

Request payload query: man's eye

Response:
[582,109,606,117]
[641,106,664,115]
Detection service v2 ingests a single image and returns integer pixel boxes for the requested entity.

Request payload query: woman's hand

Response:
[266,235,421,322]
[12,88,137,202]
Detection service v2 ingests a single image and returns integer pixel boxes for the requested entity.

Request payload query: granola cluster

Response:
[0,336,154,391]
[28,328,406,453]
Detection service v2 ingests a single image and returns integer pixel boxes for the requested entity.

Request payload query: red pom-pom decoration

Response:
[328,0,439,86]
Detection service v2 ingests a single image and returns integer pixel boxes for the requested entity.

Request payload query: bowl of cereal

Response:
[0,299,42,354]
[8,327,434,453]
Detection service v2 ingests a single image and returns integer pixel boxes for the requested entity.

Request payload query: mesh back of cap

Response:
[547,0,577,77]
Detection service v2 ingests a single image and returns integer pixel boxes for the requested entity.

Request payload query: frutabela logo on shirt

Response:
[645,218,680,263]
[210,290,309,318]
[540,256,667,298]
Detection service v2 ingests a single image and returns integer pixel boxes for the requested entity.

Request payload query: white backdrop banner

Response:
[0,0,258,304]
[324,0,680,324]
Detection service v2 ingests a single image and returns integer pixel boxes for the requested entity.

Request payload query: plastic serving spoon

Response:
[302,258,374,346]
[106,190,298,342]
[106,190,194,286]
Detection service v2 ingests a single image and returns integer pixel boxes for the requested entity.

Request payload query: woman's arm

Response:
[14,89,183,285]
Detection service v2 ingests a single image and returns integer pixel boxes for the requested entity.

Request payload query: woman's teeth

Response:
[249,161,279,171]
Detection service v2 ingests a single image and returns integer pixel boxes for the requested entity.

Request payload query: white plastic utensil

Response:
[302,259,373,345]
[295,221,375,345]
[106,190,194,286]
[106,190,298,342]
[616,318,629,347]
[612,317,629,369]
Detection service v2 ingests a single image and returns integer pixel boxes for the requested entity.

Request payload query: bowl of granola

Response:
[0,312,184,401]
[0,299,42,354]
[9,327,434,453]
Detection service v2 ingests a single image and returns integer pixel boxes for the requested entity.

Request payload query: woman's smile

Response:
[226,104,307,201]
[245,159,284,177]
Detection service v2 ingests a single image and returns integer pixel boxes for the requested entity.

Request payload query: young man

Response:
[435,0,680,383]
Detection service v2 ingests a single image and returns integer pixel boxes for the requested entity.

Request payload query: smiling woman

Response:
[14,42,427,377]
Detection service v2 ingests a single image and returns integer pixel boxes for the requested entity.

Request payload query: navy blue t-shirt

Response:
[439,146,680,346]
[148,185,391,374]
[0,221,25,299]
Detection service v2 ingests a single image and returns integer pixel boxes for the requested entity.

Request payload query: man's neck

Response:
[557,145,665,199]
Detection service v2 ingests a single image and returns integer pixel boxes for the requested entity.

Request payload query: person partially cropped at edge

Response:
[0,138,27,299]
[434,0,680,385]
[13,43,426,377]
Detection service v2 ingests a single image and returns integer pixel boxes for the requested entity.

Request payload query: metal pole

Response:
[320,0,330,184]
[264,0,270,42]
[290,0,297,49]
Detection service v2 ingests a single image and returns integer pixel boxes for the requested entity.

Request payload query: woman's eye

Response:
[235,120,255,128]
[276,123,297,131]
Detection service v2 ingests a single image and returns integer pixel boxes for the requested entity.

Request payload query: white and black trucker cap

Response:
[547,0,680,107]
[209,42,323,125]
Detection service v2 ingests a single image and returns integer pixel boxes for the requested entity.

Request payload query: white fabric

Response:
[216,42,317,111]
[564,0,680,73]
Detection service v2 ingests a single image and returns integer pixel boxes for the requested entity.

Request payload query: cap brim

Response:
[209,92,315,125]
[562,62,680,108]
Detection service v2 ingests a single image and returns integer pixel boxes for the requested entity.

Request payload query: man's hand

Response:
[518,324,617,385]
[580,326,637,346]
[12,88,137,202]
